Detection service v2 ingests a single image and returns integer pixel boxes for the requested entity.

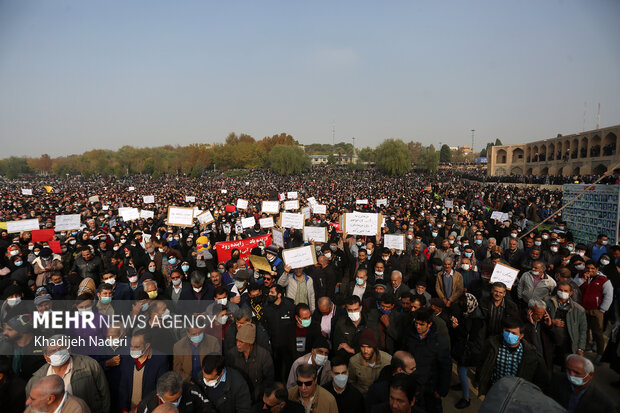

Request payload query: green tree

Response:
[495,138,503,146]
[440,144,452,163]
[358,147,376,163]
[407,141,422,163]
[418,145,439,172]
[480,148,487,157]
[268,145,311,175]
[375,139,411,176]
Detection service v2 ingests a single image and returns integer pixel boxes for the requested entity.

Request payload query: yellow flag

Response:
[0,222,6,230]
[44,186,53,193]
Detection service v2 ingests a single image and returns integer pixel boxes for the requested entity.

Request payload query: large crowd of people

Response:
[0,166,619,413]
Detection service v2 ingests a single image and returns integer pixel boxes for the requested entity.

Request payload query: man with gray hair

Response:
[136,371,212,413]
[548,354,616,412]
[524,299,555,370]
[25,374,90,412]
[389,270,410,300]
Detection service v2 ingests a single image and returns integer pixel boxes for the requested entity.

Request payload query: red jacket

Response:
[580,274,608,310]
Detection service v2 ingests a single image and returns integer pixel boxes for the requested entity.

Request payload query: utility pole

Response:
[332,121,335,146]
[471,129,475,151]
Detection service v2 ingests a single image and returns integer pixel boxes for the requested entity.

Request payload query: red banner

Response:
[215,234,272,263]
[48,240,62,254]
[32,229,55,243]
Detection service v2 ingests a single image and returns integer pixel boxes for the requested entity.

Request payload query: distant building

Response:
[310,153,358,165]
[311,155,329,165]
[459,146,473,154]
[488,125,619,176]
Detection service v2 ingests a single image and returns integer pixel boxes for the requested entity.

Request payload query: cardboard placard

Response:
[237,199,249,210]
[343,212,382,236]
[118,207,140,221]
[383,234,405,250]
[259,217,275,229]
[303,226,328,243]
[272,228,285,248]
[307,196,317,205]
[301,206,311,220]
[376,199,388,207]
[7,219,39,233]
[143,195,155,204]
[128,186,135,191]
[167,206,194,227]
[280,212,305,229]
[55,214,82,231]
[32,229,55,243]
[311,204,327,215]
[249,255,272,272]
[282,245,316,269]
[444,200,454,209]
[490,263,520,289]
[88,195,100,203]
[185,196,196,203]
[356,199,368,205]
[21,189,33,196]
[261,201,280,214]
[241,216,256,228]
[140,210,154,219]
[284,200,299,211]
[287,191,298,200]
[197,211,215,225]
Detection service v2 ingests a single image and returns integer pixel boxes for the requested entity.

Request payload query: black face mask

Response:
[267,295,277,303]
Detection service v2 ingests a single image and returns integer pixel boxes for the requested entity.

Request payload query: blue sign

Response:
[476,157,488,164]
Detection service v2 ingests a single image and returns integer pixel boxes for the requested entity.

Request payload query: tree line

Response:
[0,133,486,178]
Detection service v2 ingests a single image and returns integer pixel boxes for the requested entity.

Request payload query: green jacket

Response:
[348,350,392,394]
[544,296,587,353]
[26,354,110,413]
[476,336,549,396]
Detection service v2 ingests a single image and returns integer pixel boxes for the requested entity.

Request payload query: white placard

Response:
[287,191,298,200]
[185,196,196,203]
[344,212,381,236]
[193,207,202,216]
[384,234,405,250]
[303,226,328,243]
[278,193,286,201]
[261,201,280,214]
[197,211,215,225]
[236,199,249,210]
[128,186,135,191]
[21,189,33,195]
[490,263,520,289]
[491,211,510,222]
[241,216,256,228]
[259,217,275,228]
[167,207,194,227]
[282,245,316,269]
[143,195,155,204]
[376,199,388,207]
[272,228,285,248]
[444,200,454,209]
[221,189,228,194]
[88,195,100,203]
[307,196,317,205]
[119,207,140,221]
[301,206,311,220]
[280,212,305,229]
[102,205,110,211]
[7,218,39,233]
[356,199,368,205]
[284,200,299,211]
[312,204,327,215]
[140,210,154,219]
[54,214,82,231]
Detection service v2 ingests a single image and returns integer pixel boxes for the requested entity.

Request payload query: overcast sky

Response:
[1,0,619,158]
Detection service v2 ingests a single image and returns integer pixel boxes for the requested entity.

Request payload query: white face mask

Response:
[216,298,227,306]
[550,247,558,253]
[461,264,470,271]
[218,315,228,325]
[314,353,328,366]
[324,253,331,259]
[172,278,182,286]
[333,373,348,388]
[130,349,144,359]
[128,275,138,283]
[557,291,570,300]
[601,259,610,266]
[348,311,361,322]
[193,286,203,293]
[49,349,70,367]
[104,278,116,285]
[204,376,219,388]
[7,297,21,307]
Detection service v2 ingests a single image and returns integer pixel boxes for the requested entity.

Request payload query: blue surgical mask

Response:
[300,319,311,328]
[464,252,473,258]
[14,261,23,267]
[168,258,177,265]
[172,396,182,407]
[377,303,391,315]
[475,239,482,245]
[181,265,190,272]
[356,277,364,286]
[503,331,520,346]
[100,296,112,305]
[190,333,204,344]
[566,372,587,387]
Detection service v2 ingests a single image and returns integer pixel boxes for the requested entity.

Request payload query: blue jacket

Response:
[117,351,169,410]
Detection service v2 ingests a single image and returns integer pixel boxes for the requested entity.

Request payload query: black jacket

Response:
[136,382,215,413]
[404,326,451,396]
[196,367,252,413]
[323,380,365,413]
[547,372,616,413]
[262,297,296,349]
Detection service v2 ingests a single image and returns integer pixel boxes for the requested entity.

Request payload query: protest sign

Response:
[283,245,316,269]
[287,191,298,200]
[21,189,33,196]
[128,186,135,191]
[236,199,249,210]
[197,211,215,225]
[376,199,388,207]
[32,229,55,243]
[167,207,194,227]
[490,263,520,289]
[303,226,328,243]
[278,193,286,201]
[140,210,154,219]
[88,195,100,203]
[444,200,454,209]
[221,189,228,194]
[307,196,317,205]
[48,240,62,254]
[272,228,285,248]
[185,196,196,203]
[143,195,155,204]
[54,214,82,231]
[344,212,382,236]
[7,219,39,233]
[284,200,299,211]
[312,204,327,215]
[241,216,256,228]
[280,212,304,229]
[261,201,280,214]
[118,207,140,221]
[259,217,275,228]
[249,255,272,272]
[215,234,272,262]
[383,234,405,250]
[301,206,311,220]
[356,199,368,205]
[102,205,109,211]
